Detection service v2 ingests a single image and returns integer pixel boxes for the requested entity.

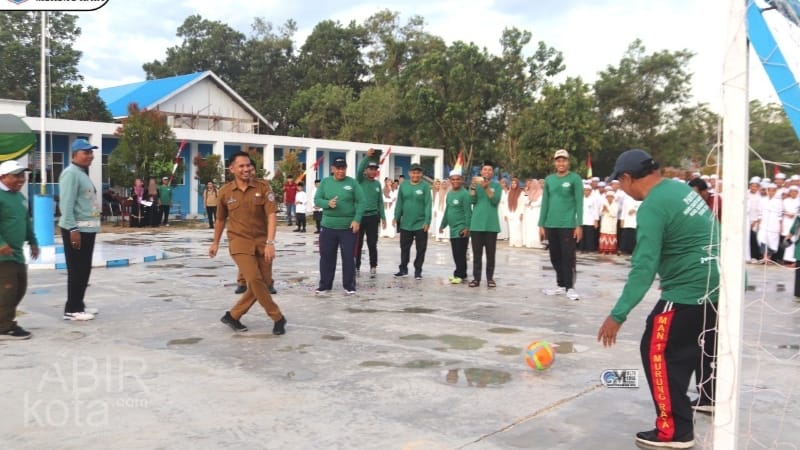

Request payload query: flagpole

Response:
[39,10,47,193]
[33,10,56,247]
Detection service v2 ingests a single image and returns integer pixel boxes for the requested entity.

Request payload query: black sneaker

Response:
[394,270,408,278]
[634,429,694,449]
[414,272,422,280]
[273,316,287,335]
[0,325,32,340]
[269,284,277,295]
[292,228,301,232]
[234,284,247,294]
[220,311,248,332]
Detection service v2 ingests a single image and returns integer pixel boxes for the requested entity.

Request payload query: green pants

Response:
[0,261,27,332]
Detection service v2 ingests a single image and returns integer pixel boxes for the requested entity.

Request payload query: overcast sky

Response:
[70,0,799,111]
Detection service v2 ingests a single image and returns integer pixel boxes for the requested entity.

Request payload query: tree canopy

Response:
[5,10,799,182]
[0,12,111,121]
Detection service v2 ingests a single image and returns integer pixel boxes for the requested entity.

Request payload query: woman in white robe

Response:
[505,177,524,247]
[522,179,543,248]
[380,178,397,238]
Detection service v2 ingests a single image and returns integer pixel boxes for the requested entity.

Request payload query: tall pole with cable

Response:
[33,11,55,246]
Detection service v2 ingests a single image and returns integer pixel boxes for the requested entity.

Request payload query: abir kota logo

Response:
[601,369,639,388]
[2,0,110,11]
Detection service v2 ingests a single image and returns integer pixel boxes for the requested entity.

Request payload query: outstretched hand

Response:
[597,316,622,348]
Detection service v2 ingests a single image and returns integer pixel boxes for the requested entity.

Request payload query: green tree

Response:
[289,84,355,139]
[57,85,113,122]
[0,12,111,120]
[237,18,298,135]
[402,41,499,168]
[142,14,246,84]
[108,104,179,189]
[516,77,603,178]
[363,10,445,86]
[748,100,800,177]
[657,105,719,175]
[340,84,401,143]
[493,27,564,174]
[295,20,369,93]
[193,153,223,185]
[594,39,695,166]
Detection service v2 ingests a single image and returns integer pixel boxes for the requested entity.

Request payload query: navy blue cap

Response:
[609,149,657,180]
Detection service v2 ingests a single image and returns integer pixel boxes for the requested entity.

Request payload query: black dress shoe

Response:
[272,316,287,335]
[234,284,247,294]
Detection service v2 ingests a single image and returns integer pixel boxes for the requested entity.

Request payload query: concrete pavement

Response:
[1,225,798,449]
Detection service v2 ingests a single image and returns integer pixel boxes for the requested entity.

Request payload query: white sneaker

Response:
[63,312,95,321]
[84,307,99,315]
[542,287,566,296]
[566,289,580,301]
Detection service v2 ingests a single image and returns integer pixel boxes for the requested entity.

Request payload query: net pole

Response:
[716,0,749,448]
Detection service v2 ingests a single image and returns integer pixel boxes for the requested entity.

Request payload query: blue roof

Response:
[99,72,207,117]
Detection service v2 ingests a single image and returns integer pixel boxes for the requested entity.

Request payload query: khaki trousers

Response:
[230,253,281,321]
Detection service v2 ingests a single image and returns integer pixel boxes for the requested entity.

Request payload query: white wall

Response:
[160,79,256,133]
[19,117,444,218]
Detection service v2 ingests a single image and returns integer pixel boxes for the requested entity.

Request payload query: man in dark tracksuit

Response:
[597,149,719,450]
[355,149,386,278]
[314,157,365,295]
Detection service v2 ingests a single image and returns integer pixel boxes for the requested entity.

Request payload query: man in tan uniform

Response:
[209,151,286,335]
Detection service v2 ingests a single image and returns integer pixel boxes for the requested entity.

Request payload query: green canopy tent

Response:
[0,114,36,161]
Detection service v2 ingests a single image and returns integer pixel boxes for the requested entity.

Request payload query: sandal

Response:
[487,280,497,288]
[468,280,480,288]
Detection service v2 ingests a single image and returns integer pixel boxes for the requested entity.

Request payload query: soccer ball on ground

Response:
[525,340,555,371]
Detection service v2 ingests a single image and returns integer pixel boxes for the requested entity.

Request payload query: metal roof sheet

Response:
[99,72,206,118]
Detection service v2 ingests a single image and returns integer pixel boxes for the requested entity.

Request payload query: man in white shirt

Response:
[759,183,784,262]
[293,182,308,232]
[747,177,763,262]
[580,183,599,252]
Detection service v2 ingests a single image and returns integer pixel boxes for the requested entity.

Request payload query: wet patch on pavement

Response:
[553,341,589,353]
[399,307,437,314]
[167,337,203,346]
[440,368,512,387]
[359,361,393,367]
[488,327,522,334]
[402,359,442,369]
[399,334,486,350]
[322,335,345,341]
[147,263,186,269]
[346,307,383,313]
[276,344,312,353]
